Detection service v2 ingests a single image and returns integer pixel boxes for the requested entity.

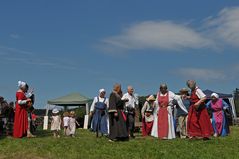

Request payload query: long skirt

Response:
[151,106,175,139]
[108,110,128,140]
[187,106,213,138]
[92,109,108,134]
[142,118,153,136]
[13,105,28,138]
[211,111,229,136]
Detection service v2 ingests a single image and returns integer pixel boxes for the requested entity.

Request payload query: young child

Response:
[68,111,79,137]
[51,108,61,138]
[63,111,70,136]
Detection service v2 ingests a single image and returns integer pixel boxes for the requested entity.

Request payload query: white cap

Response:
[211,93,219,99]
[99,89,106,94]
[18,81,26,88]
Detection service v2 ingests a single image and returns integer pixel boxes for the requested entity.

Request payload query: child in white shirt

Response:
[51,108,61,138]
[63,111,70,136]
[68,111,79,137]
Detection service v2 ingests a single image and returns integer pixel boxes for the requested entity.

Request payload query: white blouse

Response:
[90,96,109,112]
[156,91,188,113]
[195,87,206,99]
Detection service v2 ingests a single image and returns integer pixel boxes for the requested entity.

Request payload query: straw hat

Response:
[180,88,189,94]
[70,111,76,116]
[146,95,156,101]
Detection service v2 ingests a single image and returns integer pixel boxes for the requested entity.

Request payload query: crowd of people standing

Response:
[89,80,230,142]
[1,80,230,141]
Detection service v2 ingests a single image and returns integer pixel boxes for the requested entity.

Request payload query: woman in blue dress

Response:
[206,93,229,137]
[90,89,109,136]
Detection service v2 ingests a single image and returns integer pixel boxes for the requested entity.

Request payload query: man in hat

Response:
[176,88,191,138]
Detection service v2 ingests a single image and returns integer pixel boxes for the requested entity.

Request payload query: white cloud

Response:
[101,6,239,53]
[102,21,213,51]
[175,68,227,81]
[205,7,239,47]
[0,45,78,70]
[10,33,20,39]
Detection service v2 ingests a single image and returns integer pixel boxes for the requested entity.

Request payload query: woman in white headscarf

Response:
[206,93,230,137]
[13,81,32,138]
[90,89,109,136]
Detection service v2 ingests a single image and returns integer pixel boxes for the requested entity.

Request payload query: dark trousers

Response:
[127,113,135,136]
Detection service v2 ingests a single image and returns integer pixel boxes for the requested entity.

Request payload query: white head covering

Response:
[211,93,219,99]
[18,81,26,88]
[52,108,59,114]
[99,88,106,94]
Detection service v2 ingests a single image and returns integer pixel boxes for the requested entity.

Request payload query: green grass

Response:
[0,127,239,159]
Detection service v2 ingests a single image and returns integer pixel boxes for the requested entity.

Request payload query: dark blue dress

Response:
[92,97,108,134]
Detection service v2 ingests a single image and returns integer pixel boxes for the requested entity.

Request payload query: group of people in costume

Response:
[89,85,139,141]
[89,80,230,141]
[141,80,230,140]
[7,80,230,140]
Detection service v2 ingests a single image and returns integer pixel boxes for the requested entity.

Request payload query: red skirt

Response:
[13,105,28,138]
[158,107,168,139]
[187,105,213,138]
[142,118,153,136]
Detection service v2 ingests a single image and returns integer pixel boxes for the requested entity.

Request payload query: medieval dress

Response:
[91,97,109,135]
[206,98,229,136]
[187,87,214,138]
[108,91,128,140]
[13,91,29,138]
[151,91,188,139]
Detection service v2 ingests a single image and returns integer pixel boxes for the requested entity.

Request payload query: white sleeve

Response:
[196,89,206,99]
[174,95,188,113]
[18,100,27,105]
[105,98,109,109]
[26,92,32,98]
[121,94,127,100]
[141,102,147,115]
[90,97,97,112]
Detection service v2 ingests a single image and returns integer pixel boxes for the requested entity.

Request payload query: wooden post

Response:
[84,103,90,129]
[85,103,89,115]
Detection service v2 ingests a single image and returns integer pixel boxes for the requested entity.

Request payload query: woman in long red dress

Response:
[187,80,213,139]
[13,81,31,138]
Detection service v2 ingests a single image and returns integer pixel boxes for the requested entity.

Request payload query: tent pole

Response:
[86,103,89,115]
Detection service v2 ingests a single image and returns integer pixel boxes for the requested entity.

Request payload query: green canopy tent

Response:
[44,93,92,130]
[48,92,91,109]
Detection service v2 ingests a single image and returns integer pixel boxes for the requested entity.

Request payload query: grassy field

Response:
[0,127,239,159]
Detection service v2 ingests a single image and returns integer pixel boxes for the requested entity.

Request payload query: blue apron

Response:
[92,97,108,134]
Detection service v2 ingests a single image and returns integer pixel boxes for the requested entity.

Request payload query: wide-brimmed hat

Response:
[146,95,156,101]
[180,88,189,94]
[52,108,59,114]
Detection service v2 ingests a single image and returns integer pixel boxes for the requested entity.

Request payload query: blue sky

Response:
[0,0,239,108]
